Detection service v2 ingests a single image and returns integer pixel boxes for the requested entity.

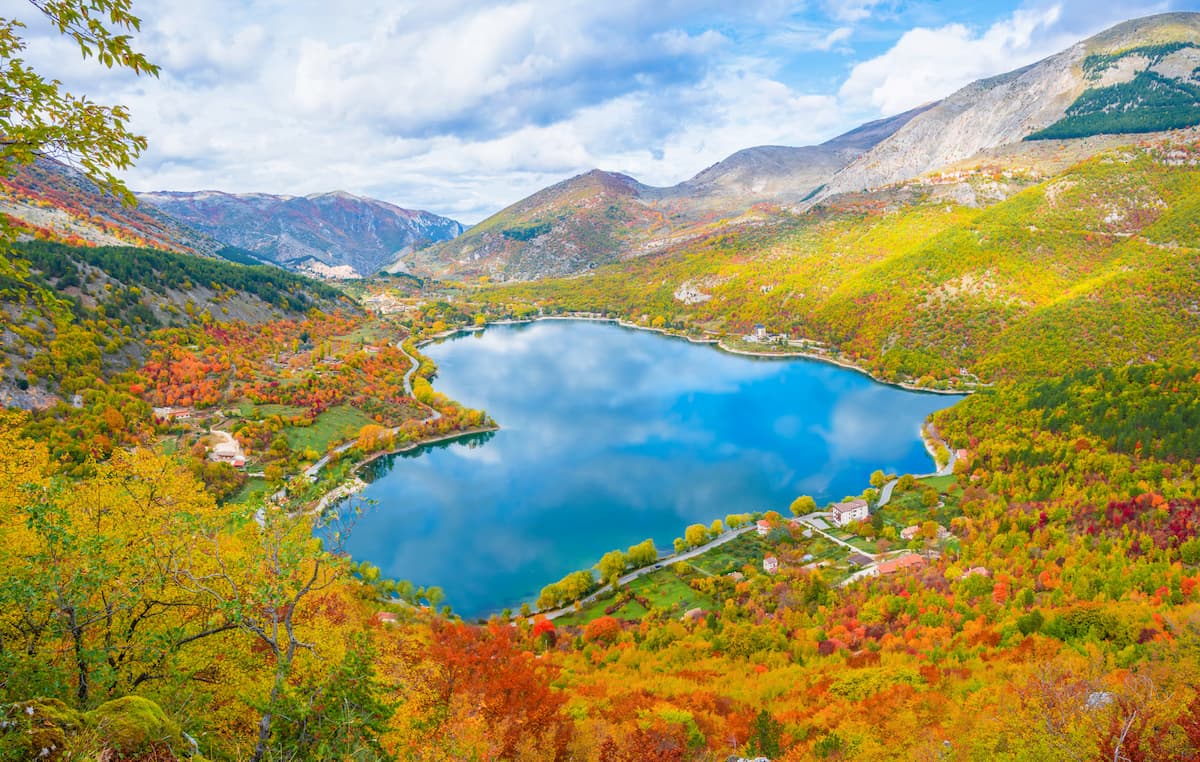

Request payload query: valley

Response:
[3,6,1200,762]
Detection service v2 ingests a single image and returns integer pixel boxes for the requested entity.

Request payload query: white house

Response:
[756,519,771,536]
[763,556,779,574]
[210,441,246,469]
[830,498,869,527]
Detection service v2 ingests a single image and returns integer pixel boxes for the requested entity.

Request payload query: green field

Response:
[284,404,376,453]
[918,474,958,493]
[557,565,716,627]
[627,569,713,613]
[229,476,271,505]
[556,595,651,627]
[689,533,766,575]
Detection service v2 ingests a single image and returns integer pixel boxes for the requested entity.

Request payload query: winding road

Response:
[303,338,445,481]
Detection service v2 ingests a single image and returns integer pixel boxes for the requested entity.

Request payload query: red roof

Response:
[372,611,399,625]
[878,554,926,575]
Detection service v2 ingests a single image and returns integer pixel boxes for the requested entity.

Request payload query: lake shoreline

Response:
[436,315,973,397]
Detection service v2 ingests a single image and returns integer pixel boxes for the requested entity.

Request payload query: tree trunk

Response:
[251,676,283,762]
[70,613,88,705]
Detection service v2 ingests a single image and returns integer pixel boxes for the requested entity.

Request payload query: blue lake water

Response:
[337,320,961,618]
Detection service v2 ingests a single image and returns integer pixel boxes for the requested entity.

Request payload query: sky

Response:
[4,0,1196,223]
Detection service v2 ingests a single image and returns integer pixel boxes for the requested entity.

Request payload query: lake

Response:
[336,320,961,618]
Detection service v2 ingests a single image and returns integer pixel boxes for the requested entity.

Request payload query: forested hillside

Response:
[0,241,342,401]
[0,158,228,256]
[483,136,1200,387]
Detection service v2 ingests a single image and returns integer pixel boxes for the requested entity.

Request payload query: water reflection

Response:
[336,320,961,617]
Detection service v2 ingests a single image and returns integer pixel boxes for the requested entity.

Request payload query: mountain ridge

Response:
[414,104,933,280]
[139,189,464,278]
[415,11,1200,282]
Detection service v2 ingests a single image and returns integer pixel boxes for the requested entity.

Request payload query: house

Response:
[210,441,246,469]
[753,324,767,340]
[847,553,874,567]
[830,498,869,527]
[763,556,779,574]
[877,554,926,575]
[960,566,990,579]
[681,607,707,623]
[152,406,192,422]
[756,519,771,537]
[70,394,83,409]
[372,611,399,626]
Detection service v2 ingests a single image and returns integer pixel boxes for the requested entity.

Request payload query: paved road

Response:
[793,514,875,559]
[876,428,957,507]
[538,526,755,621]
[303,338,443,481]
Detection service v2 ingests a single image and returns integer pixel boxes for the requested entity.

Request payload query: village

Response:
[541,463,973,630]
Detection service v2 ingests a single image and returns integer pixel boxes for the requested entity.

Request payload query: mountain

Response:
[139,190,464,278]
[819,12,1200,197]
[0,158,233,259]
[671,104,935,206]
[410,169,672,281]
[415,106,931,281]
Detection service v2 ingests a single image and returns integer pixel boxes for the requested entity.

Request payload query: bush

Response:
[584,616,622,645]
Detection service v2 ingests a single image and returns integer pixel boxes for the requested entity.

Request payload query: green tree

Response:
[174,498,346,762]
[537,583,562,610]
[0,1,158,215]
[748,708,782,758]
[626,538,658,568]
[424,586,445,609]
[267,634,394,761]
[1181,537,1200,565]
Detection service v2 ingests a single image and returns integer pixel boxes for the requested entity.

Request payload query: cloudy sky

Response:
[5,0,1194,222]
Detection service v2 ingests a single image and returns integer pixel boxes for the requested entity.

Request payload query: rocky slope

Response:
[819,12,1200,197]
[0,158,231,258]
[670,104,934,206]
[139,190,464,277]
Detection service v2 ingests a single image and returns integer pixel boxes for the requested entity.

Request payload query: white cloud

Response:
[839,5,1068,114]
[825,0,887,24]
[838,0,1179,116]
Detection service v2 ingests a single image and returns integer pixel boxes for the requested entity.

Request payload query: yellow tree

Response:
[0,439,242,704]
[173,486,350,761]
